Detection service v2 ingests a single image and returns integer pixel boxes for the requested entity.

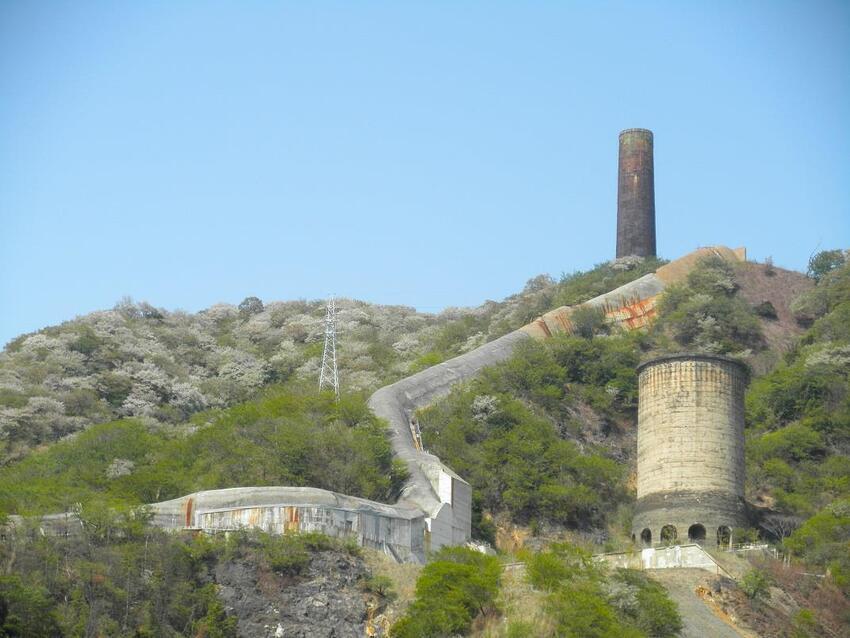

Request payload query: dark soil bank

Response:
[215,550,370,637]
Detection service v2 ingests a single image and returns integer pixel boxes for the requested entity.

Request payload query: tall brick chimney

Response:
[616,128,656,258]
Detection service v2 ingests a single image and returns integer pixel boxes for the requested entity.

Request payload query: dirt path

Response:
[648,569,748,638]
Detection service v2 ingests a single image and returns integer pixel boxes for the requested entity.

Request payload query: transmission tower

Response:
[319,296,340,398]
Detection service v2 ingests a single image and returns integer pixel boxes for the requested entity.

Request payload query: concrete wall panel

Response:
[596,544,723,573]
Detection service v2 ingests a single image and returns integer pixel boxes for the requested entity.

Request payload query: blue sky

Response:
[1,1,848,345]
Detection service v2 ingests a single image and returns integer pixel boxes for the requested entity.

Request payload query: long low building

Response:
[19,486,428,563]
[150,486,426,563]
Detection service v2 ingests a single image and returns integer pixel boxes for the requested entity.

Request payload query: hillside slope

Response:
[1,251,846,637]
[417,255,815,543]
[0,257,670,464]
[0,270,619,460]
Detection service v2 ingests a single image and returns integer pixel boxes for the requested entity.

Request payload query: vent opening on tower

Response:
[660,525,678,545]
[688,524,706,542]
[640,528,652,546]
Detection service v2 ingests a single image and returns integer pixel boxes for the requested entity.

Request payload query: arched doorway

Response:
[688,523,706,542]
[717,525,732,547]
[660,525,678,545]
[631,533,636,544]
[640,528,652,546]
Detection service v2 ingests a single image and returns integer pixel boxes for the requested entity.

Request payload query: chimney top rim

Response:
[637,352,750,378]
[619,128,654,138]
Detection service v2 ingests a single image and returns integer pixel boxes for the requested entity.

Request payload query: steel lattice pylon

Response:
[319,296,340,398]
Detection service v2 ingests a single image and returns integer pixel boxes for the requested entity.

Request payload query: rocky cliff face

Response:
[215,549,373,638]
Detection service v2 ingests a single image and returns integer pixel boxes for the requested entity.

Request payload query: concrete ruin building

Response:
[632,354,751,547]
[616,128,656,258]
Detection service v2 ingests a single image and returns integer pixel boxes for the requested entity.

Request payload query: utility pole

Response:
[319,296,340,399]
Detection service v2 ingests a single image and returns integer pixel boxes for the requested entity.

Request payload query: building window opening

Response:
[688,523,706,542]
[660,525,678,545]
[640,528,652,546]
[717,525,732,548]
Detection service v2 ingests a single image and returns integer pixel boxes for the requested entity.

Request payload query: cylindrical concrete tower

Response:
[616,128,656,258]
[632,354,750,547]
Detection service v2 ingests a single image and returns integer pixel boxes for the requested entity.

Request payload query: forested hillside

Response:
[0,296,480,456]
[1,250,848,637]
[408,250,850,635]
[745,251,850,588]
[1,262,662,460]
[0,388,406,516]
[0,259,669,463]
[419,254,833,542]
[0,257,665,516]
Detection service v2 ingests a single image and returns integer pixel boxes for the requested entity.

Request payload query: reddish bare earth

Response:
[734,261,813,373]
[655,559,850,638]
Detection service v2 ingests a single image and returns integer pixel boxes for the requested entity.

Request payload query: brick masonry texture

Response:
[616,128,656,258]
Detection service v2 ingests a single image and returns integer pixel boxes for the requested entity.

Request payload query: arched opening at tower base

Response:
[688,523,707,543]
[717,525,732,548]
[660,525,678,545]
[640,528,652,546]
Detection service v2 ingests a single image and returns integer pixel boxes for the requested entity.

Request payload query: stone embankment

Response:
[215,548,371,638]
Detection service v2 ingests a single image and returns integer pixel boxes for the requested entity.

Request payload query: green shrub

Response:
[0,576,61,638]
[418,334,632,530]
[68,324,103,356]
[791,608,820,638]
[361,575,396,601]
[0,388,405,515]
[524,544,682,637]
[749,423,826,464]
[753,300,778,319]
[785,501,850,592]
[410,351,445,373]
[570,305,608,339]
[527,550,578,592]
[506,620,539,637]
[614,570,683,637]
[807,249,846,282]
[191,585,238,638]
[391,547,500,637]
[552,258,667,309]
[258,534,312,574]
[547,584,638,638]
[654,256,764,354]
[740,569,771,600]
[0,526,248,636]
[744,262,850,536]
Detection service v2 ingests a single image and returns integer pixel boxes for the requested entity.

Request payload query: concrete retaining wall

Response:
[596,544,727,574]
[368,330,527,553]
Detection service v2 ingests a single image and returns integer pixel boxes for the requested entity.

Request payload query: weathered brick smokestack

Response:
[616,128,656,258]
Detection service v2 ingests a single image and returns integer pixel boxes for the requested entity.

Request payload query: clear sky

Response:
[1,1,848,345]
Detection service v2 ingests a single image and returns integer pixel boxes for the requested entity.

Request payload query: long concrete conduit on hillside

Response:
[32,247,744,563]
